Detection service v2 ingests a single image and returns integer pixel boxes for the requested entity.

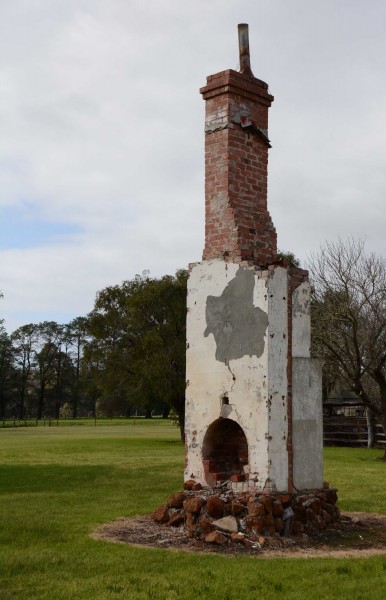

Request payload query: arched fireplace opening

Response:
[202,418,248,485]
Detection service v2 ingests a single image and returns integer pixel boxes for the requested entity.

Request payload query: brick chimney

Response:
[201,24,277,266]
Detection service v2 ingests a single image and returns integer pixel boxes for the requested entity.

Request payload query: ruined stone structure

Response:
[184,25,323,494]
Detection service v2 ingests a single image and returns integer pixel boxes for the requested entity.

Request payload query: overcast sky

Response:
[1,0,385,333]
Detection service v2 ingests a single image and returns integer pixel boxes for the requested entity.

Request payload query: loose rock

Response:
[212,515,238,533]
[205,531,228,545]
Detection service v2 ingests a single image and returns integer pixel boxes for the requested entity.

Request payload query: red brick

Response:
[206,496,225,519]
[205,531,228,545]
[247,502,265,517]
[201,69,277,266]
[245,516,265,533]
[166,492,186,509]
[183,497,205,514]
[168,510,184,527]
[152,504,170,524]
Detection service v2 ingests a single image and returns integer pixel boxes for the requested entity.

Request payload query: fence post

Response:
[366,407,376,448]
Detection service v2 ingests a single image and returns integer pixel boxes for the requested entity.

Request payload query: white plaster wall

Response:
[266,267,289,491]
[292,281,311,358]
[292,358,323,489]
[185,261,324,493]
[185,261,239,484]
[291,280,323,489]
[185,261,289,491]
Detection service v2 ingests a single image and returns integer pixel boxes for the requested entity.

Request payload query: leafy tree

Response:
[0,324,15,419]
[65,317,89,418]
[0,293,14,419]
[11,322,76,419]
[309,238,386,456]
[35,321,67,419]
[11,324,39,419]
[79,353,103,418]
[85,270,187,439]
[276,250,301,267]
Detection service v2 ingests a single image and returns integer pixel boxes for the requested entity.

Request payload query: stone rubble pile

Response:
[152,481,340,547]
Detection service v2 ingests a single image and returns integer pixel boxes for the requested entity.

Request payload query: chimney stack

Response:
[200,25,277,266]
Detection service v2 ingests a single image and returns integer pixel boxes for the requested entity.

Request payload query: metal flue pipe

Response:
[238,23,254,76]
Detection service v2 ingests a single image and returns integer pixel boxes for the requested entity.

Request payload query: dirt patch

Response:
[92,512,386,558]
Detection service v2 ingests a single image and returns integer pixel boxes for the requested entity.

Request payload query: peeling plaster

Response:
[204,268,268,363]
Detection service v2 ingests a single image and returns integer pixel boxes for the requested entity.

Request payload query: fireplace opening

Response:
[202,418,248,485]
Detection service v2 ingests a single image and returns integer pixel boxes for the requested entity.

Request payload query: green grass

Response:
[0,425,386,600]
[324,446,386,514]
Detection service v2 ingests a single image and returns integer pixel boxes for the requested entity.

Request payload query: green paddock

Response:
[0,422,385,600]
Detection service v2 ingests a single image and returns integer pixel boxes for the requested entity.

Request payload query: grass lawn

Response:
[0,422,385,600]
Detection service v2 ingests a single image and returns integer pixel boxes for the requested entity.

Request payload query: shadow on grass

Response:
[0,463,177,496]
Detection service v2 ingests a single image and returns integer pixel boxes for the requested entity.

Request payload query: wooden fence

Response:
[323,416,386,448]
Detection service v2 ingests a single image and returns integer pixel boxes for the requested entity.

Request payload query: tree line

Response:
[0,270,187,439]
[0,239,385,448]
[0,317,93,422]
